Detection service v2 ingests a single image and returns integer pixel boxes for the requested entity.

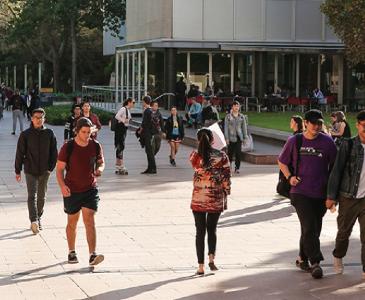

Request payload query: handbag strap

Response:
[294,133,303,176]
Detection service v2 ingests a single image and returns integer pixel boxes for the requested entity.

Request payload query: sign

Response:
[208,122,226,150]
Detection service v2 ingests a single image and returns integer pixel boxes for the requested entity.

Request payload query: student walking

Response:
[327,110,365,279]
[15,108,58,234]
[165,106,184,166]
[190,128,231,275]
[114,98,135,175]
[224,100,247,174]
[9,89,25,135]
[81,101,102,139]
[278,109,337,279]
[64,104,82,143]
[56,117,105,266]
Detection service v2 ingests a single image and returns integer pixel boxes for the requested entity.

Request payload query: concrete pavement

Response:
[0,110,364,299]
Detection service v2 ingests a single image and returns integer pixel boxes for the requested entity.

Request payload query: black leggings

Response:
[193,211,221,264]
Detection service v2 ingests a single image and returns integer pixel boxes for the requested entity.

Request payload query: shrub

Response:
[44,104,113,125]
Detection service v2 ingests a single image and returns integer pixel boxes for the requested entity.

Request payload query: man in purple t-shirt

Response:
[278,109,337,279]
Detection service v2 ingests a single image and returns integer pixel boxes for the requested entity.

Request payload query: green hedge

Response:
[44,105,113,125]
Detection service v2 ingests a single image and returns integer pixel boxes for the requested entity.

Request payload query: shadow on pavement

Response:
[78,275,202,300]
[0,229,34,240]
[219,198,295,227]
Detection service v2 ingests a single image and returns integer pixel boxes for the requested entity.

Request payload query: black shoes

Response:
[89,253,104,266]
[295,259,311,272]
[311,264,323,279]
[68,251,79,264]
[11,132,15,135]
[169,156,176,167]
[141,169,157,174]
[208,262,219,271]
[38,219,43,231]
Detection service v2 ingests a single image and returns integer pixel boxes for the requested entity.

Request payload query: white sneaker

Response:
[334,257,344,274]
[30,222,39,234]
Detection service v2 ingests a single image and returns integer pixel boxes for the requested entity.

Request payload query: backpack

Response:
[65,139,101,171]
[276,134,303,198]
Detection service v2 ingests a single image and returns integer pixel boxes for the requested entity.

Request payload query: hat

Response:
[304,109,324,124]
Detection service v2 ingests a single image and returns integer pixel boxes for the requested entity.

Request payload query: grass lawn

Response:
[222,111,358,134]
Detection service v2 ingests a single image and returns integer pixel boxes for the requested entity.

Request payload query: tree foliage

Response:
[1,0,125,91]
[321,0,365,65]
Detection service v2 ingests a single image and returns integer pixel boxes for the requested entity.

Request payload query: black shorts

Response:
[63,188,100,215]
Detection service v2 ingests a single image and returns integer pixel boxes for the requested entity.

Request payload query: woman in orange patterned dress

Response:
[190,128,231,275]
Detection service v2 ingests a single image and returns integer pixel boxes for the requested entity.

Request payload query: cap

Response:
[304,109,324,124]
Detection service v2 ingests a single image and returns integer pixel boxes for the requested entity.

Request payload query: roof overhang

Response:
[115,39,344,54]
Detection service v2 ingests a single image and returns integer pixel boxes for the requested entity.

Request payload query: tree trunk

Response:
[71,17,77,92]
[52,53,60,92]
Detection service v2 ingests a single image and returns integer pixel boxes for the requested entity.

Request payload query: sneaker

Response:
[89,253,104,266]
[11,132,15,135]
[30,221,39,234]
[172,159,176,167]
[295,259,311,272]
[38,219,43,231]
[234,168,240,174]
[169,155,173,165]
[311,264,323,279]
[334,257,344,274]
[68,251,79,264]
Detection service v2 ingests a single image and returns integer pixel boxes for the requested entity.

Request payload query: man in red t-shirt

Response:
[56,117,105,266]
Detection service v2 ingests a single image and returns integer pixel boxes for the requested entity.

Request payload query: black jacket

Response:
[15,124,58,176]
[327,136,362,201]
[165,115,184,140]
[141,108,164,136]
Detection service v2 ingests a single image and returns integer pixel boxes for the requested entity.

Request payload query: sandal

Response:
[208,262,218,271]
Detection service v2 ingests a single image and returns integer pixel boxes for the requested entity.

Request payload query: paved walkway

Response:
[0,110,364,299]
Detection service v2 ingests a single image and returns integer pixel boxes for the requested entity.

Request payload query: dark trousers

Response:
[25,172,51,222]
[228,140,242,170]
[290,194,327,265]
[333,196,365,272]
[144,134,157,171]
[193,211,221,264]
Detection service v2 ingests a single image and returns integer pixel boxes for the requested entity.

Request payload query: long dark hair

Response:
[291,115,303,133]
[197,128,213,167]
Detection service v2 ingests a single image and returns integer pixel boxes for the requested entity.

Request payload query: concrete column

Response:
[274,54,278,93]
[126,53,130,98]
[296,54,300,97]
[121,53,124,103]
[208,52,213,89]
[144,49,148,96]
[251,54,256,97]
[115,52,119,105]
[165,48,177,109]
[338,55,344,104]
[231,53,234,93]
[138,51,141,102]
[187,52,191,92]
[256,52,265,99]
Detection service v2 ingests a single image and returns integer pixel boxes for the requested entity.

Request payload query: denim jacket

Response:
[327,136,364,201]
[224,113,247,143]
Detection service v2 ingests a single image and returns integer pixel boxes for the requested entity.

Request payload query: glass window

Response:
[299,54,318,97]
[320,54,340,97]
[189,53,209,95]
[176,52,187,82]
[212,53,231,96]
[234,53,252,96]
[265,53,275,94]
[148,51,165,98]
[278,54,296,97]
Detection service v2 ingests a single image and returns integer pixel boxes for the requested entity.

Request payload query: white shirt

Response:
[356,144,365,198]
[115,106,131,126]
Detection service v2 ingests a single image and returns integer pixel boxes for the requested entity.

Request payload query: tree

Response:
[5,0,126,92]
[321,0,365,65]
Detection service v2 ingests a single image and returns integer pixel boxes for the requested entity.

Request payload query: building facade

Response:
[111,0,363,107]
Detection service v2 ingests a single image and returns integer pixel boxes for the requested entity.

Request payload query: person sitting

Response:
[329,111,351,146]
[313,88,326,105]
[186,97,202,128]
[201,97,219,127]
